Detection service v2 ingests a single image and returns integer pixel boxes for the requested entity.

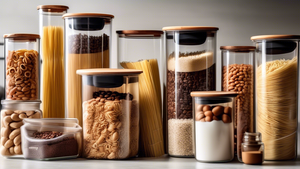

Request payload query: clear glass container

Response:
[21,118,82,160]
[191,91,237,162]
[163,26,218,157]
[241,132,264,165]
[4,34,40,101]
[77,68,142,159]
[38,5,68,118]
[117,30,165,157]
[252,35,299,161]
[0,42,4,106]
[63,13,114,127]
[220,46,255,161]
[0,100,42,157]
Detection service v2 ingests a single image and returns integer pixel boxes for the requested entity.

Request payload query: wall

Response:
[1,0,300,155]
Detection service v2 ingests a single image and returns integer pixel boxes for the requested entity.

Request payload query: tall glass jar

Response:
[63,13,114,126]
[117,30,165,157]
[77,68,142,159]
[163,26,218,157]
[252,35,300,160]
[220,46,255,161]
[0,100,42,157]
[191,91,237,162]
[4,34,40,101]
[38,5,68,118]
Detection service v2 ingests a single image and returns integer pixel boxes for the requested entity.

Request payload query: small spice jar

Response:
[163,26,219,157]
[21,118,82,160]
[77,68,142,159]
[241,132,264,165]
[4,34,40,101]
[191,91,238,162]
[0,100,42,157]
[220,46,255,161]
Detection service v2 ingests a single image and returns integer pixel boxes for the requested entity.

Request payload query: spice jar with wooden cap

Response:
[241,132,264,165]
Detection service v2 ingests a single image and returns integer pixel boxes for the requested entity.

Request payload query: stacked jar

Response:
[38,5,68,118]
[163,26,218,157]
[1,34,42,157]
[77,69,142,159]
[252,35,299,160]
[117,30,165,157]
[220,46,255,161]
[63,13,114,126]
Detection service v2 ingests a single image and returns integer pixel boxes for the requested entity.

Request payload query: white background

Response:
[0,0,300,155]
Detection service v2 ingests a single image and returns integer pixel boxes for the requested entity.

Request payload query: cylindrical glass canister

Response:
[251,35,299,160]
[191,91,237,162]
[4,34,40,101]
[220,46,255,162]
[0,100,42,157]
[76,68,142,159]
[38,5,68,118]
[163,26,218,157]
[117,30,165,157]
[63,13,114,127]
[0,42,4,106]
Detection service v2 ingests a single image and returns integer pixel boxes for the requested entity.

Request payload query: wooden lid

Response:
[220,46,256,52]
[162,26,219,31]
[3,33,40,40]
[37,5,69,12]
[190,91,238,97]
[63,13,114,19]
[77,68,142,76]
[116,30,163,37]
[251,35,300,41]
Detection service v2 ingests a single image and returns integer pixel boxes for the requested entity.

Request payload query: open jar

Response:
[163,26,218,157]
[191,91,238,162]
[77,68,142,159]
[63,13,114,127]
[0,100,42,157]
[4,34,40,101]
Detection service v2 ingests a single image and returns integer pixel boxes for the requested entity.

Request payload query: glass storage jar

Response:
[220,46,255,161]
[63,13,114,127]
[0,100,42,157]
[77,68,142,159]
[163,26,218,157]
[251,35,300,161]
[241,132,264,165]
[117,30,165,157]
[38,5,68,118]
[4,34,40,101]
[0,42,4,106]
[21,118,82,160]
[191,91,238,162]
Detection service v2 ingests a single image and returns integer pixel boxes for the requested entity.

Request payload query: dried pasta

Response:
[256,57,297,160]
[121,59,164,157]
[42,26,65,118]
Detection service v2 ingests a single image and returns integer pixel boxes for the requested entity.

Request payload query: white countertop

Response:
[0,155,300,169]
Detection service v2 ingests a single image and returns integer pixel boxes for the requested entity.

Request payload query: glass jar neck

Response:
[243,132,262,144]
[1,100,41,110]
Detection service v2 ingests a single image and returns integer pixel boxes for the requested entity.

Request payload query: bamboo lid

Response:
[77,68,142,76]
[220,46,256,52]
[190,91,238,97]
[162,26,219,31]
[3,33,40,40]
[116,30,163,37]
[251,35,300,41]
[63,13,114,19]
[37,5,69,12]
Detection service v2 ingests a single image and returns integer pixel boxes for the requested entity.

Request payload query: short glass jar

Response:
[241,132,264,165]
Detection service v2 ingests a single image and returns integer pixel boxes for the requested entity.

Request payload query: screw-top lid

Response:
[77,68,142,76]
[220,46,256,52]
[190,91,238,97]
[162,26,219,31]
[62,13,114,19]
[37,5,69,12]
[251,35,300,41]
[3,33,40,40]
[116,30,163,37]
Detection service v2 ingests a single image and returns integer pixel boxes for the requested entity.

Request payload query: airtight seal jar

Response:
[220,46,255,161]
[63,13,114,127]
[38,5,68,118]
[4,34,40,101]
[191,91,238,162]
[0,100,42,157]
[251,35,300,161]
[77,68,142,159]
[163,26,218,157]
